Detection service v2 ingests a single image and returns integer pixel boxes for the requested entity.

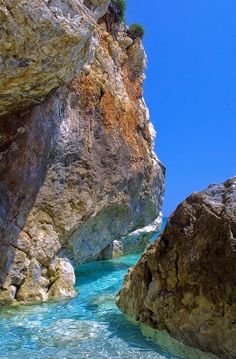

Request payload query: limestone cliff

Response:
[117,177,236,359]
[0,1,164,305]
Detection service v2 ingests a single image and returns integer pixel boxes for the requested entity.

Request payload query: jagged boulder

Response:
[117,177,236,359]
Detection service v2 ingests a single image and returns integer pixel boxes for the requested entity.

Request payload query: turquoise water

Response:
[0,252,214,359]
[0,254,176,359]
[0,219,214,359]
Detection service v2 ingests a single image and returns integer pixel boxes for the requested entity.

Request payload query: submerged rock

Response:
[117,176,236,359]
[0,4,164,305]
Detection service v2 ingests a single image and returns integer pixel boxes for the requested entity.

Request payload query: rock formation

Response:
[0,1,164,305]
[117,177,236,359]
[96,216,163,259]
[0,0,109,117]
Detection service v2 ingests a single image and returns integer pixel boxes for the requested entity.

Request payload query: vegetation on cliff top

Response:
[110,0,145,39]
[127,24,145,39]
[110,0,126,23]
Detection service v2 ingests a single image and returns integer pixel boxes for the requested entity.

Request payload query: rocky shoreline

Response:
[1,1,235,359]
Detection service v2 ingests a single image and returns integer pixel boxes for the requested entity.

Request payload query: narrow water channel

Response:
[0,251,214,359]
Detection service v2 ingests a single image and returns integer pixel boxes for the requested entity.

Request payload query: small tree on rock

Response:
[127,24,145,39]
[110,0,126,23]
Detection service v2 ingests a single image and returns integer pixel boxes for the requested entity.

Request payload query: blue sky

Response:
[126,0,236,216]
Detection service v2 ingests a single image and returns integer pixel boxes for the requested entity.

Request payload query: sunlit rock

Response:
[117,176,236,359]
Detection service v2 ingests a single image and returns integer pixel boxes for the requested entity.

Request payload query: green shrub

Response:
[127,24,145,39]
[110,0,126,23]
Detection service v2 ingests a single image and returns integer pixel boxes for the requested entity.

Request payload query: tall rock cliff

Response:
[0,1,164,305]
[117,177,236,359]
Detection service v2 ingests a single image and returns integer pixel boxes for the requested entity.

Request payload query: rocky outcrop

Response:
[0,3,164,306]
[0,0,110,118]
[117,177,236,359]
[96,215,163,259]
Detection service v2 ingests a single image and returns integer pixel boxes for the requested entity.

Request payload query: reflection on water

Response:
[0,247,215,358]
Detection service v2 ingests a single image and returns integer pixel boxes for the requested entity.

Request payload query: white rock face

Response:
[96,215,163,260]
[48,258,76,299]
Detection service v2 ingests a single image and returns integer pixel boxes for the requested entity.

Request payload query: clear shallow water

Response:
[0,254,173,359]
[0,231,214,359]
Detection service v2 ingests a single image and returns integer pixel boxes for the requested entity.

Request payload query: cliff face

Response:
[0,0,109,117]
[0,1,164,305]
[117,177,236,359]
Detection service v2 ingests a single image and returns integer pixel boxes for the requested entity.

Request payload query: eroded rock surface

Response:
[96,215,163,260]
[0,9,164,305]
[117,177,236,359]
[0,0,109,118]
